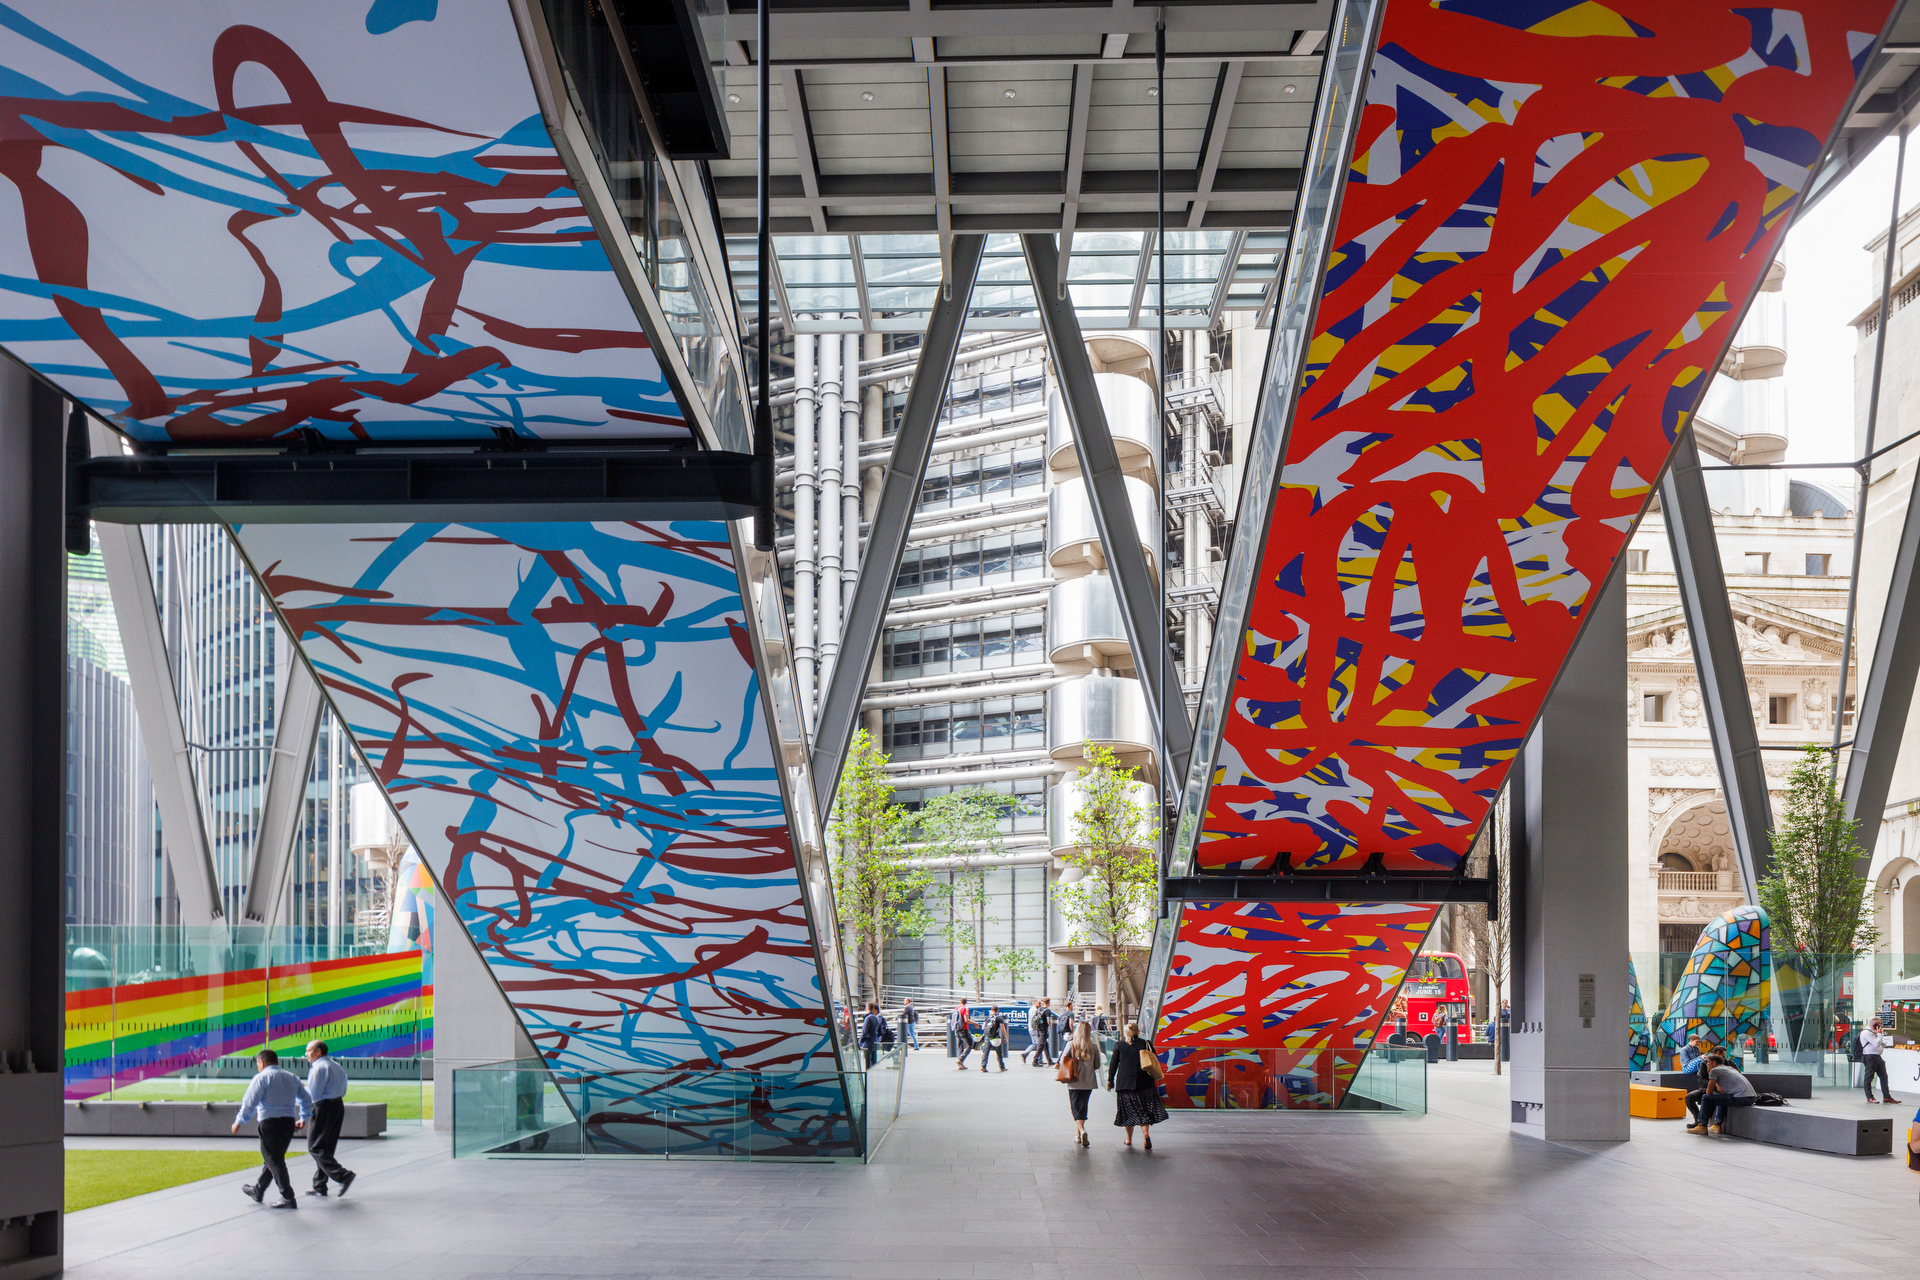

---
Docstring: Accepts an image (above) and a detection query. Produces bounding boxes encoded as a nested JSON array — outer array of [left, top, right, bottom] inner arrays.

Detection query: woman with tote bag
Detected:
[[1057, 1021, 1102, 1147], [1105, 1020, 1169, 1149]]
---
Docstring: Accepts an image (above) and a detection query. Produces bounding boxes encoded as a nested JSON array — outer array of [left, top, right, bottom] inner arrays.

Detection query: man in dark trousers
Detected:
[[232, 1049, 312, 1209], [304, 1040, 358, 1197], [858, 1002, 886, 1068]]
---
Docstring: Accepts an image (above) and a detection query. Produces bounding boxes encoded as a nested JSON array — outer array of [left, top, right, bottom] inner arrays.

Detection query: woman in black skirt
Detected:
[[1105, 1019, 1169, 1149]]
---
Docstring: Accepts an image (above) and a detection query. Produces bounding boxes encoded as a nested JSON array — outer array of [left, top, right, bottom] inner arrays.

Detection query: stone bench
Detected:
[[1630, 1071, 1812, 1099], [65, 1100, 387, 1138], [1718, 1103, 1892, 1155]]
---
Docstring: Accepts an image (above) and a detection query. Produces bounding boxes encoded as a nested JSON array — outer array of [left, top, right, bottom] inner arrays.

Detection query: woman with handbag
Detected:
[[1106, 1020, 1169, 1149], [1058, 1021, 1102, 1147]]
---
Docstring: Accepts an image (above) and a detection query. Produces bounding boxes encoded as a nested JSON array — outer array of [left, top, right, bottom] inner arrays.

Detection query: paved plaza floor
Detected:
[[61, 1053, 1920, 1279]]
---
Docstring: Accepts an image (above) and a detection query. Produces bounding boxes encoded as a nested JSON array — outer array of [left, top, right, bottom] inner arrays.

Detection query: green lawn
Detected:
[[102, 1077, 432, 1120], [66, 1150, 262, 1213]]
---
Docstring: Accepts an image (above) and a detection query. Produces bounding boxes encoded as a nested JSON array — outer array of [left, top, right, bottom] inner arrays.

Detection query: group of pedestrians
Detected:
[[1057, 1019, 1167, 1149], [231, 1040, 359, 1209]]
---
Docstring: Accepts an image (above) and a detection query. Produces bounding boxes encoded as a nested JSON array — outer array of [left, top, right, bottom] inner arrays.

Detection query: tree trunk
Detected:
[[1493, 978, 1503, 1075]]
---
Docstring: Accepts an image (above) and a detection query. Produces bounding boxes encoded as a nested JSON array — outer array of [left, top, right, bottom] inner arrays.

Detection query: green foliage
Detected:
[[915, 791, 1014, 993], [1757, 745, 1879, 961], [831, 729, 931, 999], [1054, 741, 1158, 1019]]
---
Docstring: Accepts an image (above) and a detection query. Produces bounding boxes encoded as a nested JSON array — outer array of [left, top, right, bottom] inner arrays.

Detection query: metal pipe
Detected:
[[844, 331, 863, 667], [818, 326, 844, 685], [794, 329, 819, 726], [1834, 125, 1908, 777], [861, 675, 1067, 711], [867, 662, 1056, 694], [886, 763, 1062, 790], [882, 587, 1053, 627], [752, 0, 773, 550]]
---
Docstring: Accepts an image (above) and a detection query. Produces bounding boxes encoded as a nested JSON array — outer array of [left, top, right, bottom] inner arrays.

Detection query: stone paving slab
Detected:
[[55, 1054, 1920, 1279]]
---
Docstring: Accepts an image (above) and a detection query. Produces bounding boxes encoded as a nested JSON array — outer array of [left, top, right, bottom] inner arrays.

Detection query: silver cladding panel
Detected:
[[1045, 374, 1160, 473], [1046, 671, 1153, 757], [1047, 571, 1129, 658]]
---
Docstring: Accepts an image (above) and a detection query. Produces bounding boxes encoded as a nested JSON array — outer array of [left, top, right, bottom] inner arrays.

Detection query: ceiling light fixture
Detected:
[[1147, 86, 1159, 96], [728, 93, 741, 103], [862, 90, 875, 101], [1003, 88, 1017, 99], [1283, 84, 1297, 94]]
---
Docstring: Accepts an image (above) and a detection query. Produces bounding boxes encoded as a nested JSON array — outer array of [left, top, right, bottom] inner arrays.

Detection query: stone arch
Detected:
[[1656, 798, 1734, 874]]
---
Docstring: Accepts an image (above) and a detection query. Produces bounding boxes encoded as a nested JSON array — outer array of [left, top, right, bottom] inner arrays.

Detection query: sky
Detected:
[[1779, 136, 1905, 466]]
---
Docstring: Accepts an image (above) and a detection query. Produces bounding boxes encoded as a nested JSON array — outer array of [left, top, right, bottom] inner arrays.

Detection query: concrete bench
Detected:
[[65, 1100, 386, 1138], [1722, 1104, 1892, 1156], [1630, 1071, 1813, 1099]]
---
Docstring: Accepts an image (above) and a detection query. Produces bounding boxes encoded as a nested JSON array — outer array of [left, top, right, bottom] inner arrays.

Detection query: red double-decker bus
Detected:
[[1400, 952, 1470, 1041]]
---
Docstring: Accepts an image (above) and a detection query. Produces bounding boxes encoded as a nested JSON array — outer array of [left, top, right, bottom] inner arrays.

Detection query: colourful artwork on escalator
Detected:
[[0, 2, 688, 445], [1156, 900, 1436, 1108], [1198, 1, 1893, 875]]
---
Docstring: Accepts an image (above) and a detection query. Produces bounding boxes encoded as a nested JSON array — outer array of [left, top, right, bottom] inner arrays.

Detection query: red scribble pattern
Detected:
[[0, 10, 686, 442], [1200, 3, 1890, 874], [1157, 901, 1436, 1108]]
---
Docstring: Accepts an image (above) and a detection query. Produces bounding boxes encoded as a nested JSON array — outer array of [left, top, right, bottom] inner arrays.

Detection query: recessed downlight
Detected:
[[862, 90, 875, 101], [1003, 88, 1017, 99], [728, 93, 741, 104]]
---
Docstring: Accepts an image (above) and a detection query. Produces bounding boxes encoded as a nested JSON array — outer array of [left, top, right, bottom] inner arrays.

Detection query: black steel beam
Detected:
[[1163, 877, 1492, 905], [75, 451, 757, 524]]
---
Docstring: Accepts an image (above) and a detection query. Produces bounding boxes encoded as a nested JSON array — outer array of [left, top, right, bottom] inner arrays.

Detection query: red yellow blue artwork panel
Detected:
[[1201, 1, 1893, 874], [1156, 901, 1436, 1108]]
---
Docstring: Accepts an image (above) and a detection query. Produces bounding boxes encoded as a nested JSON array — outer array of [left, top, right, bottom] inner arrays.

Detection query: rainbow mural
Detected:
[[65, 949, 431, 1101]]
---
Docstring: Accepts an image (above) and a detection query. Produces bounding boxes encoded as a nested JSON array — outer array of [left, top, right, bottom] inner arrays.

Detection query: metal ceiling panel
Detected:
[[0, 2, 697, 446]]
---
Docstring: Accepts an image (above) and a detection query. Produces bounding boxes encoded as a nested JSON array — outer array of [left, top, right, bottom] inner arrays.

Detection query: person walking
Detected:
[[1863, 1016, 1899, 1104], [980, 1006, 1009, 1073], [1060, 1020, 1102, 1147], [303, 1040, 357, 1199], [232, 1048, 312, 1209], [953, 1000, 975, 1070], [1031, 999, 1056, 1067], [1105, 1020, 1168, 1149], [901, 998, 920, 1050], [858, 1001, 886, 1068]]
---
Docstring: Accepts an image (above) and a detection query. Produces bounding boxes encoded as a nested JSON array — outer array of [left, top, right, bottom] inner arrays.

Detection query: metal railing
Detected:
[[1658, 870, 1735, 892]]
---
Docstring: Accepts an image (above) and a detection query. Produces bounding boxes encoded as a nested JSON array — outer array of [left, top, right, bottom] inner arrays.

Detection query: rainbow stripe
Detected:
[[65, 950, 430, 1100]]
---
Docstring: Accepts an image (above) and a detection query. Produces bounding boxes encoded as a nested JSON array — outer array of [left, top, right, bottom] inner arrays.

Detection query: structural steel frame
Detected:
[[1022, 231, 1194, 785], [1661, 427, 1774, 899], [241, 659, 324, 924], [810, 233, 987, 818]]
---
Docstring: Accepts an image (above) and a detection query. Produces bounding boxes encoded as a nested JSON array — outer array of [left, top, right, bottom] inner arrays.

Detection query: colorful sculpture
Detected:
[[1656, 905, 1772, 1063], [1628, 957, 1652, 1072]]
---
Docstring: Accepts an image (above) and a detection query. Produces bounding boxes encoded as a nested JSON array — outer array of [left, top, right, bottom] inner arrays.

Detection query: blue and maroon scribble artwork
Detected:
[[233, 520, 848, 1153], [0, 2, 686, 444]]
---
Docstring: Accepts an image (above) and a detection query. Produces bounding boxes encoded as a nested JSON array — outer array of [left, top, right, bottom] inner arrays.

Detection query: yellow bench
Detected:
[[1630, 1083, 1688, 1119]]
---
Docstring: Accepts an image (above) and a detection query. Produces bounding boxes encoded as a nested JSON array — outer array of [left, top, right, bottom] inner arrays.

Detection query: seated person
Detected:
[[1679, 1036, 1707, 1074], [1687, 1054, 1757, 1134]]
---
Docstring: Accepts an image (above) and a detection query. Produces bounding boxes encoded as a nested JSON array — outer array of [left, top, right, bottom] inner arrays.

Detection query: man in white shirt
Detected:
[[1862, 1017, 1898, 1105], [232, 1049, 312, 1207], [304, 1040, 358, 1197]]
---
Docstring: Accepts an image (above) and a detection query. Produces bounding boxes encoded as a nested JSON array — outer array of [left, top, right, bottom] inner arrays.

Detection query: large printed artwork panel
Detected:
[[231, 521, 835, 1108], [0, 2, 688, 444], [1156, 900, 1437, 1108], [1203, 2, 1891, 873]]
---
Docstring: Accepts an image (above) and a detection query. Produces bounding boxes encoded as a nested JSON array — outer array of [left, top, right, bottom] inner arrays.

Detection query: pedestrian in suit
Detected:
[[232, 1049, 312, 1208], [858, 1002, 886, 1068], [303, 1040, 357, 1198]]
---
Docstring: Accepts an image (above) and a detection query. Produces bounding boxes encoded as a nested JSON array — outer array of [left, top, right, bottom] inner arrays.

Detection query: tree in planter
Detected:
[[1757, 744, 1879, 1056], [830, 729, 932, 1002], [916, 791, 1014, 994], [1460, 787, 1512, 1073], [1054, 742, 1157, 1023]]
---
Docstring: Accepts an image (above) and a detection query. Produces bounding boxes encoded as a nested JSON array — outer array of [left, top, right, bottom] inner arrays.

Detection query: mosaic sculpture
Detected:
[[1628, 956, 1652, 1071], [232, 520, 850, 1154], [0, 2, 688, 444], [1197, 1, 1892, 874], [1157, 901, 1436, 1108], [1656, 904, 1771, 1062]]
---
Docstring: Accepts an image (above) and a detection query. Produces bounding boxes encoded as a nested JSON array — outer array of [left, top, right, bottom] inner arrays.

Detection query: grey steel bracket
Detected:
[[1661, 426, 1773, 898], [810, 233, 987, 820]]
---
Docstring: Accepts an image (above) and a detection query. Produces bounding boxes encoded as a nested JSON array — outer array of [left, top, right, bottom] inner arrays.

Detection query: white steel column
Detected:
[[818, 329, 844, 687], [327, 718, 343, 952], [241, 657, 323, 924], [842, 331, 862, 656], [794, 329, 820, 725]]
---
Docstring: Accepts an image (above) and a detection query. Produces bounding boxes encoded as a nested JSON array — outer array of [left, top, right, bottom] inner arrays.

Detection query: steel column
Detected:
[[1021, 232, 1193, 783], [1661, 427, 1773, 898], [240, 657, 324, 924], [1843, 451, 1920, 867], [89, 428, 223, 922], [810, 234, 986, 818]]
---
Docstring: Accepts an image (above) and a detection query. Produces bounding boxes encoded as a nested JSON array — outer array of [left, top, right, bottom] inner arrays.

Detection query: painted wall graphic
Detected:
[[1156, 900, 1436, 1108], [65, 949, 431, 1100], [1199, 2, 1891, 874], [1656, 904, 1770, 1062], [1628, 955, 1651, 1071], [0, 2, 688, 445], [232, 520, 843, 1151]]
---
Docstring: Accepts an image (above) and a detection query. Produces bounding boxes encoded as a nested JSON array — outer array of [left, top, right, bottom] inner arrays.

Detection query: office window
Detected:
[[1744, 552, 1769, 574], [881, 693, 1047, 760], [1768, 694, 1795, 726], [1805, 553, 1830, 576], [1641, 692, 1667, 723], [883, 611, 1045, 680], [1625, 549, 1648, 573]]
